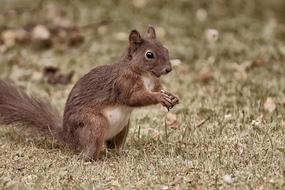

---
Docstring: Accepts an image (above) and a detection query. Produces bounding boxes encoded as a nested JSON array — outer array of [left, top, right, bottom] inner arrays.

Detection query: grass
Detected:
[[0, 0, 285, 189]]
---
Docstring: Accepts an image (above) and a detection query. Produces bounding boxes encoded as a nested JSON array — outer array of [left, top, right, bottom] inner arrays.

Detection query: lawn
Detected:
[[0, 0, 285, 189]]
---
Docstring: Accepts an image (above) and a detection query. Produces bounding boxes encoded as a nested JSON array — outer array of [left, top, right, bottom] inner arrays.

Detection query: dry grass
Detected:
[[0, 0, 285, 189]]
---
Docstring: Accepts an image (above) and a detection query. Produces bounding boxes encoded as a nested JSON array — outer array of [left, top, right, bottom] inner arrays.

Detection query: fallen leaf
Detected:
[[177, 64, 190, 74], [251, 59, 267, 68], [223, 174, 233, 184], [281, 120, 285, 128], [231, 62, 249, 81], [165, 112, 181, 129], [114, 32, 128, 41], [15, 29, 30, 44], [277, 147, 285, 156], [1, 29, 16, 47], [0, 20, 84, 51], [32, 25, 52, 48], [281, 98, 285, 106], [156, 27, 166, 38], [68, 26, 84, 46], [251, 114, 264, 127], [97, 25, 108, 35], [197, 67, 214, 83], [240, 60, 253, 71], [264, 97, 276, 113], [193, 185, 204, 190], [235, 143, 246, 155], [255, 185, 264, 190], [232, 59, 267, 73], [53, 17, 73, 28], [161, 186, 169, 190], [51, 26, 84, 49], [132, 0, 147, 8], [31, 71, 42, 81], [0, 45, 7, 53], [7, 56, 21, 65], [170, 59, 182, 66], [205, 29, 219, 43], [234, 70, 248, 81], [43, 66, 74, 85], [196, 8, 207, 22], [32, 25, 51, 40], [224, 114, 232, 120]]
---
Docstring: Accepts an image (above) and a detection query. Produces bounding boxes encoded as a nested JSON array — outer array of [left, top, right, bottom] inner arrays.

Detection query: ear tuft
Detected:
[[129, 30, 142, 45], [147, 25, 156, 39]]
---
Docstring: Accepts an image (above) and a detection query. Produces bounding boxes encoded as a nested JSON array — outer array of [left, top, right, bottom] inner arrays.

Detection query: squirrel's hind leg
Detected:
[[78, 114, 108, 161], [106, 120, 129, 153]]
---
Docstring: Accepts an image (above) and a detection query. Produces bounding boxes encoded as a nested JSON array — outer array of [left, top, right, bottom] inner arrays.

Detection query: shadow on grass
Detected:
[[0, 126, 77, 157]]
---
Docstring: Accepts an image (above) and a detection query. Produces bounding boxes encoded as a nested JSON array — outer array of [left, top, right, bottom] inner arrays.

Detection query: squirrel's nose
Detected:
[[165, 67, 172, 73]]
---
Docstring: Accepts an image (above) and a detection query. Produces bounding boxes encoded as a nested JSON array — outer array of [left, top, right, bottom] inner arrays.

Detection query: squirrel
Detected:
[[0, 26, 179, 161]]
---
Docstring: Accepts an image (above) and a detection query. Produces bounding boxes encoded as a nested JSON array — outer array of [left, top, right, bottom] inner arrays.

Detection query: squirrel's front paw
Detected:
[[160, 90, 179, 108], [158, 90, 179, 110], [161, 90, 179, 106]]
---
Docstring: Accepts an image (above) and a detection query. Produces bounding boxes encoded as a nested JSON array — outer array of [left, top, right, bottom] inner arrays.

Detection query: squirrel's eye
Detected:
[[145, 51, 155, 60]]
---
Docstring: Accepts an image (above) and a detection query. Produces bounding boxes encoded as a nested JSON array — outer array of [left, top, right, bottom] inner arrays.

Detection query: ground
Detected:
[[0, 0, 285, 189]]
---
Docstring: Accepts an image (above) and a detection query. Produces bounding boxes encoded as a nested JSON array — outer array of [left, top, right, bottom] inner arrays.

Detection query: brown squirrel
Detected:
[[0, 26, 179, 161]]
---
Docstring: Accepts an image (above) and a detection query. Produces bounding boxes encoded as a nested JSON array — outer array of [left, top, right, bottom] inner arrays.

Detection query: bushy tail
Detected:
[[0, 80, 63, 141]]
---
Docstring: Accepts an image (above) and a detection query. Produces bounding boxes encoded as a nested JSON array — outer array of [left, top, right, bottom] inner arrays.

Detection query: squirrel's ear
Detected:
[[129, 30, 142, 46], [147, 25, 156, 39]]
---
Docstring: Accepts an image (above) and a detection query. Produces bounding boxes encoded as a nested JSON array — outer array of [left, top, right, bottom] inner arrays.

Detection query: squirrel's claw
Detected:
[[160, 90, 179, 110]]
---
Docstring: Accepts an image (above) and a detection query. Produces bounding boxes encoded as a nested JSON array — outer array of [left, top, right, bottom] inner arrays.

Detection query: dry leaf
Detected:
[[233, 59, 267, 73], [165, 112, 181, 129], [32, 25, 52, 48], [264, 97, 276, 113], [1, 29, 16, 47], [205, 29, 219, 43], [223, 174, 233, 184], [196, 8, 207, 22], [197, 67, 214, 83], [161, 186, 169, 190], [53, 17, 73, 28], [193, 185, 204, 190], [251, 59, 267, 68], [15, 29, 30, 44], [32, 25, 50, 40], [0, 20, 84, 51], [68, 27, 84, 46], [235, 143, 246, 155], [281, 120, 285, 128], [234, 70, 248, 81], [281, 98, 285, 106], [241, 60, 253, 71], [256, 185, 265, 190], [51, 26, 84, 48], [251, 114, 264, 127], [132, 0, 147, 8], [114, 32, 128, 41], [231, 62, 248, 81], [176, 64, 190, 74], [7, 56, 20, 65], [156, 27, 166, 38], [97, 25, 108, 35], [170, 59, 182, 66], [0, 45, 7, 53], [31, 71, 42, 81], [43, 66, 74, 85]]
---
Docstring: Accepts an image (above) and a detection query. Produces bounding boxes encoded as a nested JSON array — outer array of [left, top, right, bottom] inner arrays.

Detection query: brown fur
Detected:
[[0, 26, 179, 161], [0, 81, 62, 141]]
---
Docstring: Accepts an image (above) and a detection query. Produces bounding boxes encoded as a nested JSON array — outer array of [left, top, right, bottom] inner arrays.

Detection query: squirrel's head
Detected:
[[127, 26, 172, 77]]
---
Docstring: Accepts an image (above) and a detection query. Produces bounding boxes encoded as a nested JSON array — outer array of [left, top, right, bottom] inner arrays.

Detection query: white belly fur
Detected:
[[103, 74, 154, 140], [142, 74, 156, 91], [103, 105, 133, 140]]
